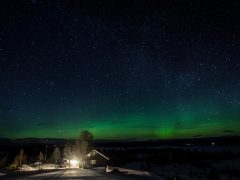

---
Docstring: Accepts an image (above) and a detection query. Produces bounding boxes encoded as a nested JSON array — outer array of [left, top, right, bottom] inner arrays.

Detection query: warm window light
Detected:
[[70, 159, 79, 168]]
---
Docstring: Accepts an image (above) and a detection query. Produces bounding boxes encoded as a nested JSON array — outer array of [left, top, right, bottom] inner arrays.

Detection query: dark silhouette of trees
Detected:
[[0, 155, 7, 167], [208, 169, 220, 180], [79, 130, 93, 142]]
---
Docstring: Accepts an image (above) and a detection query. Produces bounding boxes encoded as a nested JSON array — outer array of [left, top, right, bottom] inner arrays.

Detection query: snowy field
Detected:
[[123, 159, 240, 180], [0, 168, 162, 180]]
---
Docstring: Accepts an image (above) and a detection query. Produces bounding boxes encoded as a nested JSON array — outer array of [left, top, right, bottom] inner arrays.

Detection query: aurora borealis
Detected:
[[0, 1, 240, 140]]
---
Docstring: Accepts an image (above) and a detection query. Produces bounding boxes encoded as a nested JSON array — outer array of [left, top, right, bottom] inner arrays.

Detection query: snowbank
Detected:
[[41, 164, 57, 170], [107, 165, 150, 176], [19, 164, 37, 171]]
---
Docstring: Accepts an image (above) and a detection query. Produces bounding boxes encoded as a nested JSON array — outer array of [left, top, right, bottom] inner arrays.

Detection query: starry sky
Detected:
[[0, 0, 240, 140]]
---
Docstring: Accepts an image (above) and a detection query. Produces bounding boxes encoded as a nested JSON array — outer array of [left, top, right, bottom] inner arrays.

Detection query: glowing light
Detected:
[[70, 159, 79, 168]]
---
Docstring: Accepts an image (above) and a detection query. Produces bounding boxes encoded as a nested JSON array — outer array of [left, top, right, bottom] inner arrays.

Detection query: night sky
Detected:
[[0, 0, 240, 140]]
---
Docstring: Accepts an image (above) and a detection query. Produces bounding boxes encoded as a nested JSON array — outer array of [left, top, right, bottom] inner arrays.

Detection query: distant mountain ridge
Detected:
[[0, 135, 240, 147]]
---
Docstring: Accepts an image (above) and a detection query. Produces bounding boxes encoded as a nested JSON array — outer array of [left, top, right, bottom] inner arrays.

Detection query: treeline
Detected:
[[0, 130, 93, 169]]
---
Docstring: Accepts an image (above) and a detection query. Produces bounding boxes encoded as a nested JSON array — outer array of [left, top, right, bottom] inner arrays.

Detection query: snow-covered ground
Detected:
[[1, 159, 240, 179], [19, 164, 37, 171], [0, 172, 6, 176], [151, 163, 208, 180], [19, 163, 58, 171], [123, 159, 240, 180], [40, 163, 58, 170], [0, 168, 162, 179], [105, 165, 156, 177]]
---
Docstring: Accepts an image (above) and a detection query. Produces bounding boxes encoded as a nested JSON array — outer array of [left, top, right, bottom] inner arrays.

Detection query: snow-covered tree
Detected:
[[19, 149, 24, 167], [51, 146, 61, 165], [63, 130, 94, 168], [38, 151, 45, 162], [64, 143, 72, 168]]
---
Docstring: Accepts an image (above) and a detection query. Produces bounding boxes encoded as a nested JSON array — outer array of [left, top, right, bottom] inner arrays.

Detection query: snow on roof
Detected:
[[86, 149, 110, 160]]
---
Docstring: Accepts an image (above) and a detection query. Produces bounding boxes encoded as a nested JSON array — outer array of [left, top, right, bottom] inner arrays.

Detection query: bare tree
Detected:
[[63, 130, 93, 169], [12, 149, 27, 170], [73, 140, 88, 168], [13, 155, 20, 167], [38, 151, 44, 170], [19, 149, 24, 167], [0, 155, 7, 167], [63, 143, 72, 168], [38, 151, 45, 162], [76, 130, 94, 168], [51, 146, 61, 165]]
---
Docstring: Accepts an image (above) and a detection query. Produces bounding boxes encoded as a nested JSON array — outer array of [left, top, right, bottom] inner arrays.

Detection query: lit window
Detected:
[[90, 160, 96, 164]]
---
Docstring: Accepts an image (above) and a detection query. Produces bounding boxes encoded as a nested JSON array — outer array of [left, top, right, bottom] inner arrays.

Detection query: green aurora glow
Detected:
[[2, 100, 240, 139]]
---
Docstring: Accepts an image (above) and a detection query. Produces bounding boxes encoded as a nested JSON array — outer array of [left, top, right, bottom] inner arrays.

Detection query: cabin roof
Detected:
[[86, 149, 110, 160]]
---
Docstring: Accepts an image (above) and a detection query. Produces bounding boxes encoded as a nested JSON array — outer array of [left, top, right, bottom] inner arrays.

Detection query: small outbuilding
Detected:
[[84, 149, 109, 168]]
